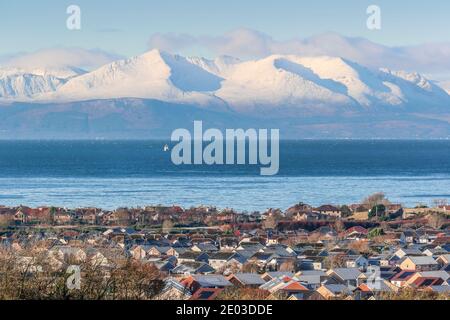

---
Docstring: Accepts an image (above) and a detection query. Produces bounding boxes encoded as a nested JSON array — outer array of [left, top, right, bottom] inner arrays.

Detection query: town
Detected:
[[0, 192, 449, 300]]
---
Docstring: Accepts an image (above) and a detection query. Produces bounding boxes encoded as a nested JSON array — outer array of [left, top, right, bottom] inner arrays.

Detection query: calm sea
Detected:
[[1, 140, 450, 211]]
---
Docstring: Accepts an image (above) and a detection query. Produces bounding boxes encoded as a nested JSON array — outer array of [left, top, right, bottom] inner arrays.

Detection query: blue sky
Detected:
[[1, 0, 449, 57], [1, 0, 450, 85]]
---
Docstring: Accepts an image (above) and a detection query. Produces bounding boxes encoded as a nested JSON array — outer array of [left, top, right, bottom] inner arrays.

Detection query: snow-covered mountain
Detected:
[[0, 66, 85, 99], [2, 49, 448, 116]]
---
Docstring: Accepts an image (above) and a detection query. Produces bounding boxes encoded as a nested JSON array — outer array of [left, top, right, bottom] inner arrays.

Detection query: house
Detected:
[[344, 226, 368, 240], [394, 248, 423, 259], [345, 255, 369, 271], [226, 253, 247, 269], [405, 271, 450, 286], [354, 280, 397, 299], [248, 252, 276, 269], [14, 209, 27, 224], [152, 259, 176, 272], [219, 237, 239, 251], [293, 212, 316, 222], [285, 203, 312, 218], [191, 243, 218, 253], [390, 270, 416, 287], [400, 230, 417, 244], [313, 284, 351, 300], [399, 256, 439, 271], [53, 210, 72, 225], [130, 245, 152, 260], [177, 251, 209, 264], [259, 275, 309, 297], [235, 242, 265, 252], [273, 280, 309, 298], [155, 278, 192, 300], [208, 252, 236, 271], [261, 271, 295, 282], [168, 247, 188, 258], [408, 277, 444, 289], [314, 205, 342, 218], [99, 211, 119, 225], [85, 248, 109, 267], [14, 207, 49, 225], [50, 246, 86, 263], [227, 273, 266, 287], [295, 270, 327, 289], [436, 254, 450, 266], [79, 209, 97, 225], [423, 248, 448, 257], [298, 257, 324, 271], [171, 262, 215, 275], [181, 275, 233, 293], [326, 268, 365, 287], [147, 246, 172, 257]]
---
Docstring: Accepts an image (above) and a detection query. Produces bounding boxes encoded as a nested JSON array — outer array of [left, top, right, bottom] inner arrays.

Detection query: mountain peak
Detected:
[[1, 51, 448, 113]]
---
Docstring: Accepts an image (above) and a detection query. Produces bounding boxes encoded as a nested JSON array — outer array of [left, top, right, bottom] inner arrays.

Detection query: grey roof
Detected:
[[264, 271, 295, 279], [297, 270, 327, 285], [263, 246, 296, 257], [231, 273, 266, 285], [194, 243, 218, 251], [161, 278, 191, 296], [228, 253, 248, 264], [322, 284, 350, 294], [407, 256, 438, 265], [149, 246, 172, 253], [416, 271, 449, 281], [209, 252, 235, 261], [330, 268, 362, 280], [192, 275, 233, 287], [178, 251, 208, 260], [171, 262, 214, 274], [235, 248, 261, 259], [396, 248, 423, 256]]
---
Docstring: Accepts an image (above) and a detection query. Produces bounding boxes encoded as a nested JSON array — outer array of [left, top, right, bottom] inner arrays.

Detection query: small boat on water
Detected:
[[163, 144, 170, 152]]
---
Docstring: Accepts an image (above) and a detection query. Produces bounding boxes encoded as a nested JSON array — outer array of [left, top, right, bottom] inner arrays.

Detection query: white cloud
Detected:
[[0, 48, 123, 70], [148, 33, 197, 53], [147, 28, 450, 77]]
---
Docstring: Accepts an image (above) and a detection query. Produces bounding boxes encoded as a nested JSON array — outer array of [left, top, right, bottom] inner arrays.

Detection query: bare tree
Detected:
[[363, 192, 390, 208]]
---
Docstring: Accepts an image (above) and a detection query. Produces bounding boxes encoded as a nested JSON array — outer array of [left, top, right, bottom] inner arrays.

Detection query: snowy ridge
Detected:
[[1, 49, 449, 115]]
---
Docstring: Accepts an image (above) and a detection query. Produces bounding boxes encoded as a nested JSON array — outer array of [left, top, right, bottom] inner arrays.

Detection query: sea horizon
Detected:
[[1, 139, 450, 211]]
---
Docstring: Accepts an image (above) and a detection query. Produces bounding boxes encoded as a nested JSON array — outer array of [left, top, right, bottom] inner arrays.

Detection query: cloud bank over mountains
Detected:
[[148, 28, 450, 79], [2, 29, 449, 82], [0, 48, 123, 71]]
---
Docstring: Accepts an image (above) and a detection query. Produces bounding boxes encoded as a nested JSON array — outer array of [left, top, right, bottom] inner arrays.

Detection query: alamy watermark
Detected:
[[367, 265, 382, 290], [66, 5, 81, 30], [171, 121, 280, 176], [66, 265, 81, 290], [367, 5, 381, 30]]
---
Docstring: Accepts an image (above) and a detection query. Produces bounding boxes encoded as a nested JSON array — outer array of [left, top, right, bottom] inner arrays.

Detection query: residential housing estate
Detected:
[[0, 201, 449, 300]]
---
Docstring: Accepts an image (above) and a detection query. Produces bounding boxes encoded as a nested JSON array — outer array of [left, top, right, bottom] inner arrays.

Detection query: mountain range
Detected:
[[1, 49, 450, 139]]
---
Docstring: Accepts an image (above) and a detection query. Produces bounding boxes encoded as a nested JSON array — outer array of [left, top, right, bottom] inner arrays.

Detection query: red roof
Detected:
[[390, 270, 416, 282], [411, 277, 444, 288], [282, 282, 309, 292], [190, 288, 223, 300], [357, 283, 372, 292], [345, 226, 369, 235]]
